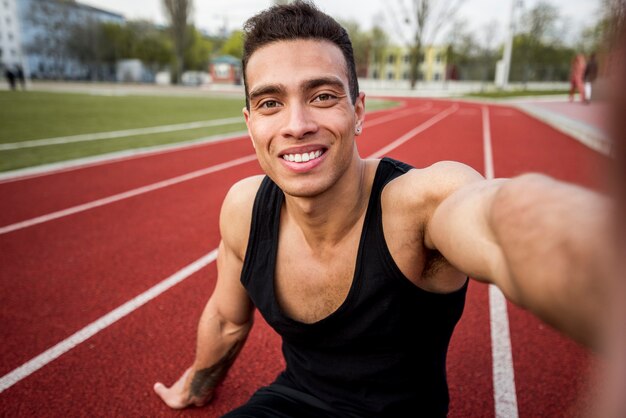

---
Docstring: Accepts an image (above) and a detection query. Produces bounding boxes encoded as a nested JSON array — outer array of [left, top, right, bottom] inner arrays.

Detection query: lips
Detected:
[[282, 149, 324, 163], [279, 146, 327, 172]]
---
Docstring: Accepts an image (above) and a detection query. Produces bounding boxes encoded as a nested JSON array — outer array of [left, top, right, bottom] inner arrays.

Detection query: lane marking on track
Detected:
[[0, 103, 418, 184], [367, 104, 459, 158], [0, 117, 245, 150], [483, 105, 519, 418], [363, 103, 432, 128], [0, 131, 251, 184], [0, 249, 219, 394], [0, 154, 257, 235]]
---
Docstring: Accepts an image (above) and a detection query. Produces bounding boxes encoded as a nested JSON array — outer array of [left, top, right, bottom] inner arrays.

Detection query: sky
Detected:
[[81, 0, 604, 46]]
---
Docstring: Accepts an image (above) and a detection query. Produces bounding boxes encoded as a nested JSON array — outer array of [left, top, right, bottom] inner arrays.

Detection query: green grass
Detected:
[[366, 98, 400, 111], [465, 89, 569, 99], [0, 91, 246, 143], [0, 91, 400, 172]]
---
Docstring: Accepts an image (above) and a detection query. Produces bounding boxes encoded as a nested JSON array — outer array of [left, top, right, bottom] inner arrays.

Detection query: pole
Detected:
[[501, 0, 517, 89]]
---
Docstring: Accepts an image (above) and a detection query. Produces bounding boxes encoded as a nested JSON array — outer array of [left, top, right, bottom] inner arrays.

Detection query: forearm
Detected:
[[186, 302, 253, 405], [490, 174, 612, 347]]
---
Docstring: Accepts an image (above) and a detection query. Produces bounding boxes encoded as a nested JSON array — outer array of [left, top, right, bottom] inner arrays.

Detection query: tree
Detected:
[[220, 30, 244, 58], [509, 1, 574, 83], [98, 20, 172, 76], [185, 27, 214, 71], [65, 17, 110, 80], [444, 19, 500, 82], [25, 0, 75, 78], [369, 24, 389, 73], [385, 0, 466, 88], [162, 0, 193, 84], [339, 20, 371, 77]]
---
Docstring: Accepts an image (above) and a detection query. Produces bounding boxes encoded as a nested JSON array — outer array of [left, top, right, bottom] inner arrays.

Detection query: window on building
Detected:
[[436, 53, 442, 63], [8, 32, 13, 41], [387, 55, 395, 64], [372, 70, 379, 79], [404, 55, 410, 63], [402, 71, 409, 80], [387, 71, 394, 80], [434, 73, 441, 81]]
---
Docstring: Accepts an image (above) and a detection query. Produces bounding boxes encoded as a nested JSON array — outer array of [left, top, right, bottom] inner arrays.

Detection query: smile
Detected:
[[282, 149, 325, 163]]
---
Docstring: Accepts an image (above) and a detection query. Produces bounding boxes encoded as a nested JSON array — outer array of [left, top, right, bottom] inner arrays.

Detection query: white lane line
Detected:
[[367, 104, 459, 158], [0, 131, 250, 184], [0, 117, 244, 150], [0, 249, 219, 394], [364, 103, 432, 128], [483, 105, 519, 418], [482, 106, 495, 181], [0, 154, 257, 235]]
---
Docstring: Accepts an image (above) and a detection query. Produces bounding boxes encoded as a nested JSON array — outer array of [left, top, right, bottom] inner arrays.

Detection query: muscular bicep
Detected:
[[426, 178, 515, 295], [205, 239, 253, 326], [204, 176, 263, 327]]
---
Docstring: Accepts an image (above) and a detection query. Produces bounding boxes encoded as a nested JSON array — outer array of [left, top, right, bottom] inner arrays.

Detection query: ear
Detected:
[[354, 92, 366, 135], [242, 107, 256, 149]]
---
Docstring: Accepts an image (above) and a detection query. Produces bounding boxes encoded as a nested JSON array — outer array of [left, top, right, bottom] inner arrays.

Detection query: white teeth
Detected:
[[283, 150, 323, 163]]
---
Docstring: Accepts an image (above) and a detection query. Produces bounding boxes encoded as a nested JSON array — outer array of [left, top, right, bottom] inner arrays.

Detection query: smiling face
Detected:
[[243, 39, 365, 198]]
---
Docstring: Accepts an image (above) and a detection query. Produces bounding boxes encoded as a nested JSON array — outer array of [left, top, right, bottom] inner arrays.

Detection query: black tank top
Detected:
[[241, 157, 467, 417]]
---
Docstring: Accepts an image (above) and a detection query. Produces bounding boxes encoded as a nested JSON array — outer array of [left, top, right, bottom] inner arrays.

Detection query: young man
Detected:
[[154, 2, 611, 416]]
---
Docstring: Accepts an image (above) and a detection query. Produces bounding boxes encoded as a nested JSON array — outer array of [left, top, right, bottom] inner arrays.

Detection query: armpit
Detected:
[[422, 249, 448, 280]]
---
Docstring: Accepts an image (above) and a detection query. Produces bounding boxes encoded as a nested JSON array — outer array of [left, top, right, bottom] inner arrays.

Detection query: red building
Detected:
[[209, 55, 242, 84]]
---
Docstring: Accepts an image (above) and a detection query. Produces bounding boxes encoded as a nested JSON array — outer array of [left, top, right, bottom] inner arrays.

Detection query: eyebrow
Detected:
[[301, 77, 347, 94], [248, 77, 347, 104], [249, 84, 286, 104]]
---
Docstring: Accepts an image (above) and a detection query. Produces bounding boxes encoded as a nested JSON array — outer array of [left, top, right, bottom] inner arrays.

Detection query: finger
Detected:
[[153, 382, 184, 409]]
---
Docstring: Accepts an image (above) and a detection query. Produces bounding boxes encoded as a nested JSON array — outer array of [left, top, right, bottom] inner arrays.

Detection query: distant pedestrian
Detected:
[[14, 65, 26, 90], [584, 53, 599, 104], [4, 67, 16, 90], [569, 53, 587, 103]]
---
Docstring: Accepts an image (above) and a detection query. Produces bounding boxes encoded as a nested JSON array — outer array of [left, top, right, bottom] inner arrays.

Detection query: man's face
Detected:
[[243, 39, 365, 198]]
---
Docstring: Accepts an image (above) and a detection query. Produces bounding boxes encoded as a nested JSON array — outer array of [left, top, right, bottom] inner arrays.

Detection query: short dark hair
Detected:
[[242, 0, 359, 110]]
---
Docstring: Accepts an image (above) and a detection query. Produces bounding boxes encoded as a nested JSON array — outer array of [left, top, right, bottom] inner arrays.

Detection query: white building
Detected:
[[0, 0, 26, 73], [3, 0, 124, 80]]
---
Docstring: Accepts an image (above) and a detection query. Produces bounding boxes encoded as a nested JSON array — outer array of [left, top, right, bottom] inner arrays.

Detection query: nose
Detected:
[[280, 102, 318, 140]]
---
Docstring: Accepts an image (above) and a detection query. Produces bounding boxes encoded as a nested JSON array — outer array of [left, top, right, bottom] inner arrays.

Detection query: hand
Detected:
[[154, 367, 211, 409]]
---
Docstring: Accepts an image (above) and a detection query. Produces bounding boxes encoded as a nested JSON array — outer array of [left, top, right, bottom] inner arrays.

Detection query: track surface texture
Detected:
[[0, 98, 609, 417]]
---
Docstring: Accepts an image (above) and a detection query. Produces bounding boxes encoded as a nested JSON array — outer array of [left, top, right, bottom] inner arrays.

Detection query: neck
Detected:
[[283, 157, 372, 249]]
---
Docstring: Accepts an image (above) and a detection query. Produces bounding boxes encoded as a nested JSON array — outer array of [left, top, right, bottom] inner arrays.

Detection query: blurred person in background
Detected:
[[570, 53, 587, 103]]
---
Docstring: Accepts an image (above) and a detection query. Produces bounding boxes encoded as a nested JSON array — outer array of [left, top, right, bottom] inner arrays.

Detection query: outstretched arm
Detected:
[[154, 177, 261, 408], [427, 172, 612, 348]]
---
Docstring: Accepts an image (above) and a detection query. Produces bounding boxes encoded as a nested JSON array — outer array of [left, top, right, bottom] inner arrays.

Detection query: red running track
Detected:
[[0, 98, 609, 417]]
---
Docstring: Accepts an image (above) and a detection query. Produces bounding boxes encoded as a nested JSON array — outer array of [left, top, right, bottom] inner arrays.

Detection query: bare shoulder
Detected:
[[386, 160, 484, 208], [220, 175, 265, 260]]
